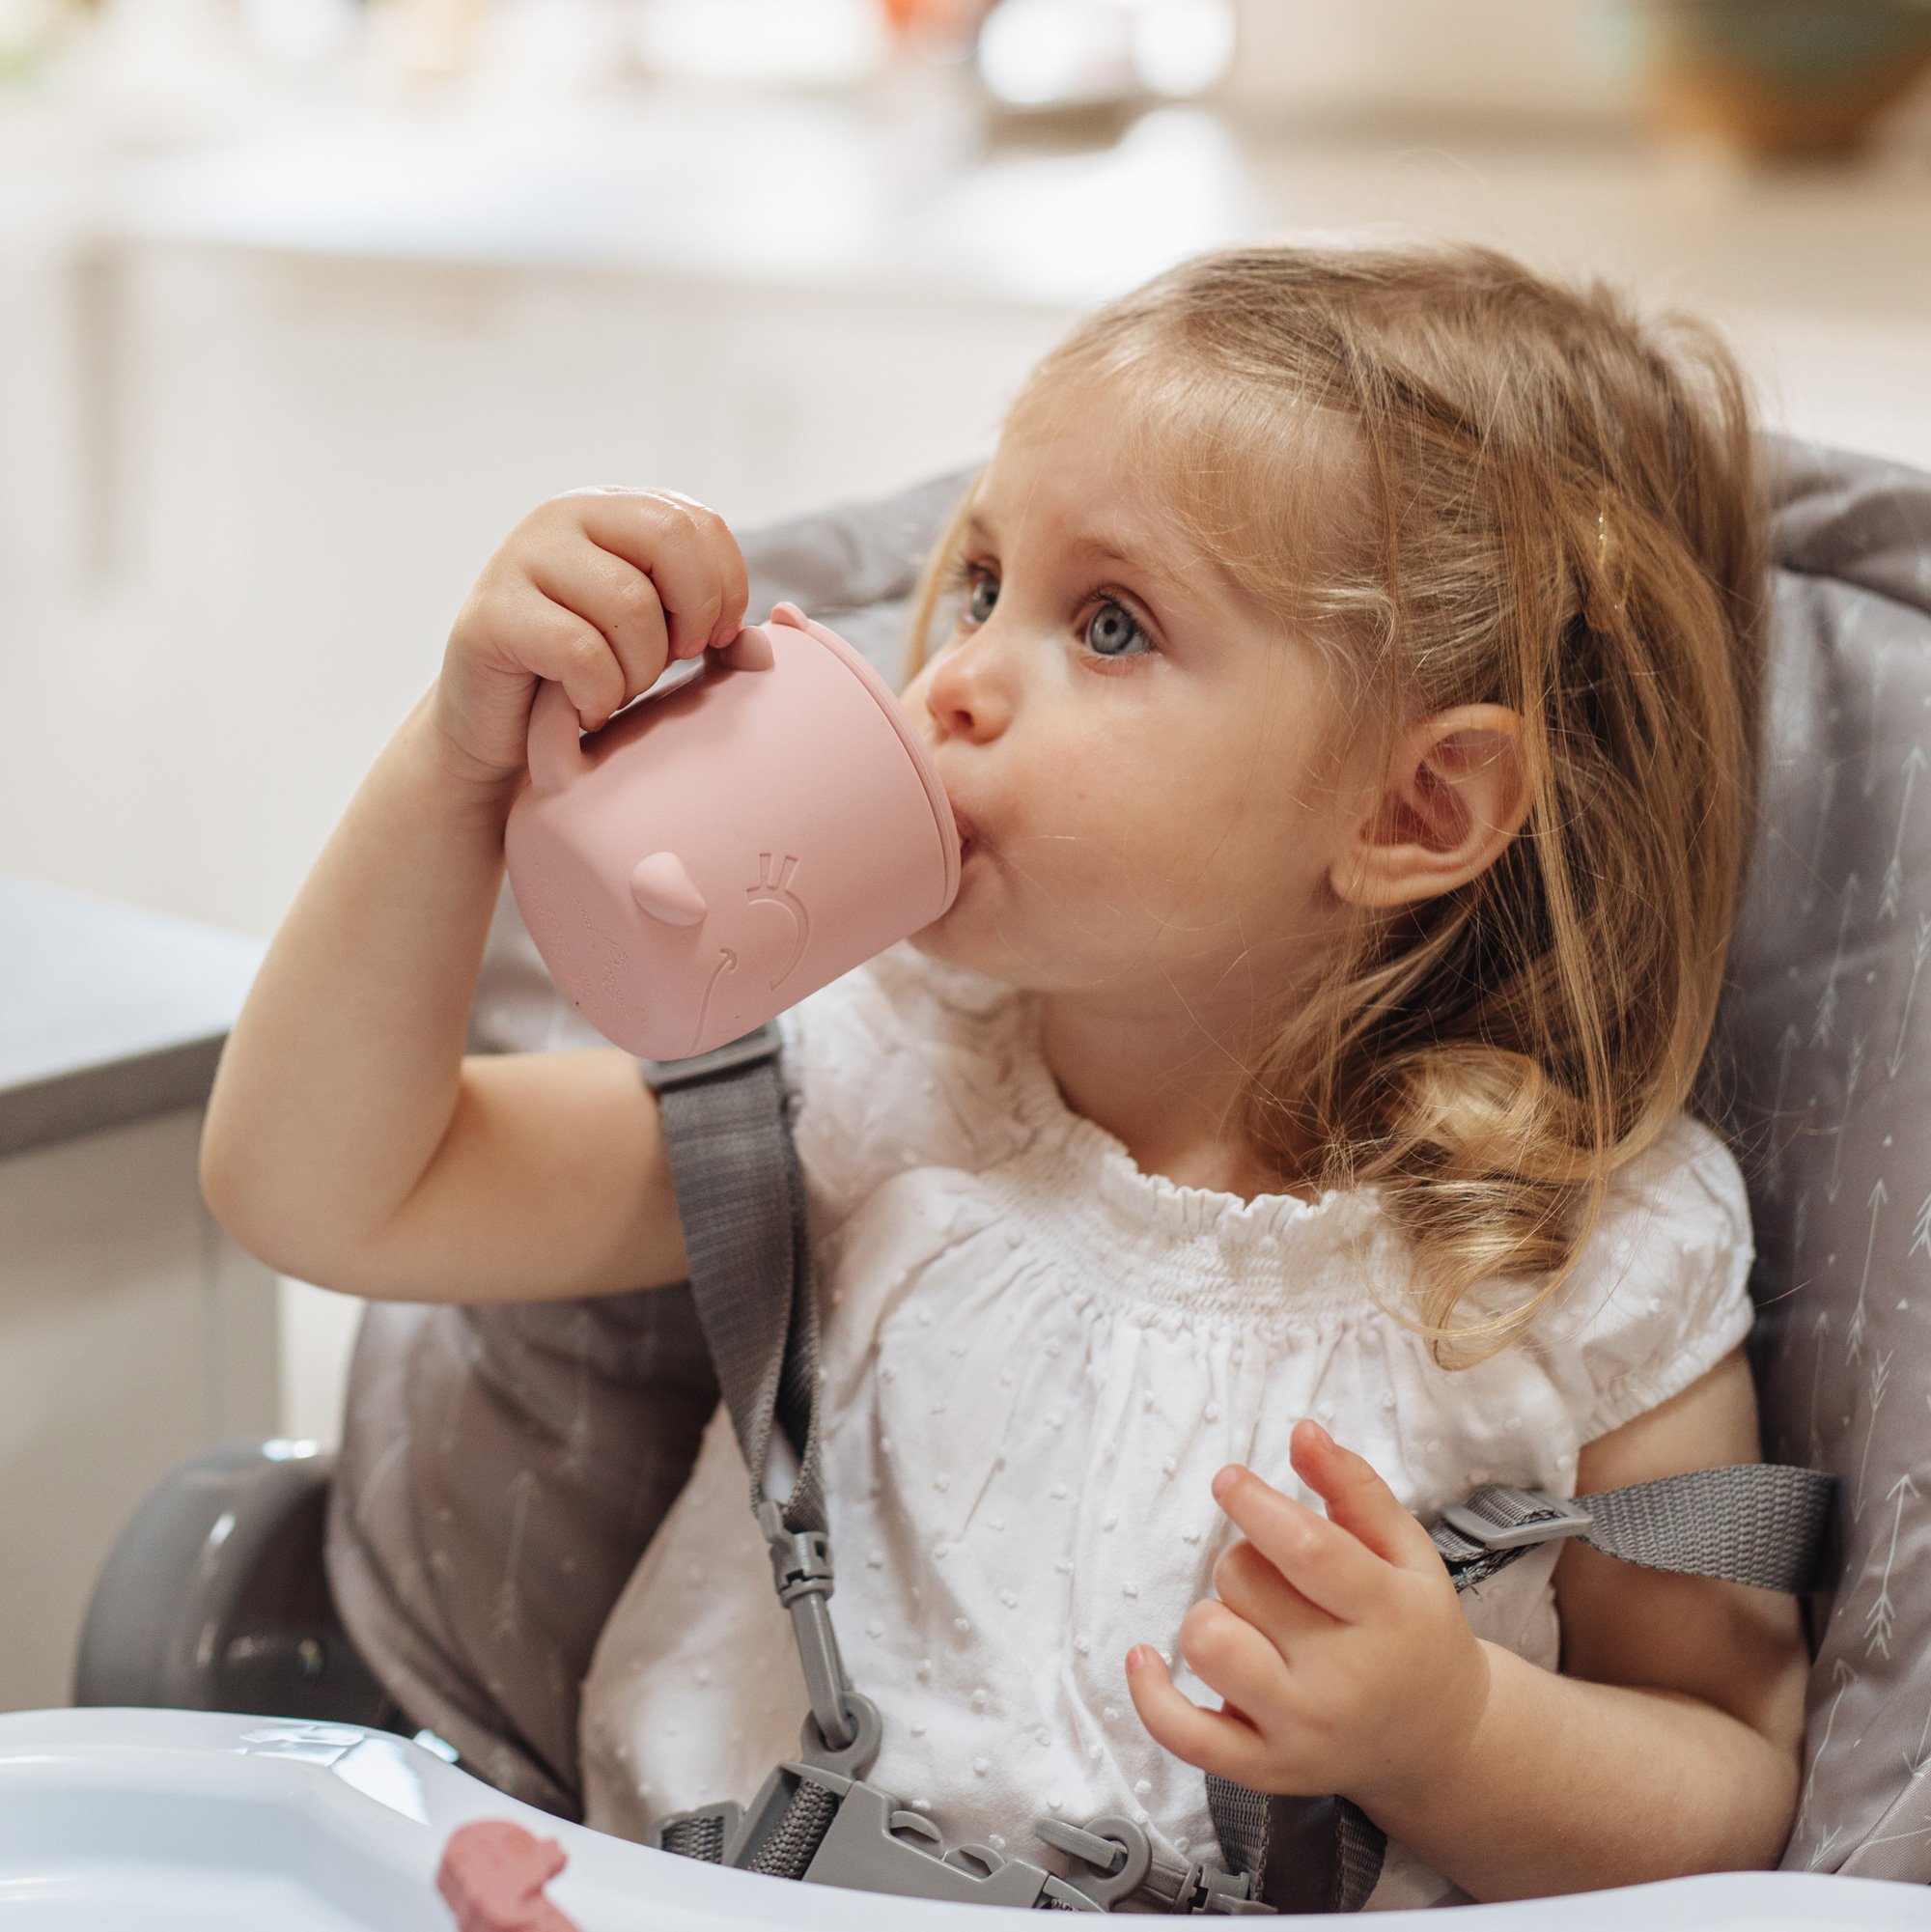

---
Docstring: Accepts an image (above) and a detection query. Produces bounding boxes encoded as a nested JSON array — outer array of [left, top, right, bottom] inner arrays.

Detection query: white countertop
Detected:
[[0, 875, 264, 1158], [78, 84, 1925, 316]]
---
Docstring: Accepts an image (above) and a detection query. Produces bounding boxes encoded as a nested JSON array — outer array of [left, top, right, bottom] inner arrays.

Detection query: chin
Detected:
[[905, 904, 1008, 980], [904, 918, 972, 967], [906, 905, 1065, 998]]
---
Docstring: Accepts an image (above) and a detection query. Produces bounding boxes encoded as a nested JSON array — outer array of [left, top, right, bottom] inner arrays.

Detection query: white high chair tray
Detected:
[[0, 1710, 1922, 1929]]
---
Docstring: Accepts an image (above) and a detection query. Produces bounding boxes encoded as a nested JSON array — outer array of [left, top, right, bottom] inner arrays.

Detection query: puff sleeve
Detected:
[[1523, 1112, 1759, 1446]]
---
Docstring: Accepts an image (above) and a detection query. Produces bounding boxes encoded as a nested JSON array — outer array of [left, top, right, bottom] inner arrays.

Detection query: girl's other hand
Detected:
[[433, 488, 751, 788], [1125, 1420, 1491, 1815]]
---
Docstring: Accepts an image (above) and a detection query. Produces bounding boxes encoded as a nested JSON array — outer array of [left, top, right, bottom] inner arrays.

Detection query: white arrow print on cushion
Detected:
[[1867, 1470, 1918, 1660], [1889, 915, 1931, 1078], [1881, 744, 1925, 919]]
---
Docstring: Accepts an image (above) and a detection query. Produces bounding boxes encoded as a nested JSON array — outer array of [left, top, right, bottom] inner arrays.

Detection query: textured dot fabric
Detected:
[[578, 941, 1756, 1908]]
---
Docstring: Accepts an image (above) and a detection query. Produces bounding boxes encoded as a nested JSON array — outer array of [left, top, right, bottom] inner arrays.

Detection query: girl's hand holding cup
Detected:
[[432, 488, 751, 790]]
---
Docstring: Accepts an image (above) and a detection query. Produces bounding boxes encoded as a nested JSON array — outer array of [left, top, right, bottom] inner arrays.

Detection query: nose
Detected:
[[921, 625, 1011, 745]]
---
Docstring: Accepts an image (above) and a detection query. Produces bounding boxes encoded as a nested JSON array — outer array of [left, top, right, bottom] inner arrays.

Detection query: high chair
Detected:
[[43, 441, 1931, 1927]]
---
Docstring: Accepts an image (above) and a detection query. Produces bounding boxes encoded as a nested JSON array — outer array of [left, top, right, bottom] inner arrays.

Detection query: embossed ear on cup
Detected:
[[718, 624, 775, 672], [629, 853, 708, 927]]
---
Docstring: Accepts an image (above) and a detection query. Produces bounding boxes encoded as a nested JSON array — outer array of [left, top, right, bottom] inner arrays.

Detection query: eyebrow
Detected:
[[963, 514, 1198, 600]]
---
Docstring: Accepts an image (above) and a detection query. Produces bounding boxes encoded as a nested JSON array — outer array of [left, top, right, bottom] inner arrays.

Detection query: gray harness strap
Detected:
[[1432, 1465, 1834, 1594], [645, 1022, 860, 1756], [641, 1024, 1835, 1916], [645, 1022, 874, 1883]]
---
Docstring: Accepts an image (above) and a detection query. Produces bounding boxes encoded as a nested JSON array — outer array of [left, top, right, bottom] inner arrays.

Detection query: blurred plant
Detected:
[[1633, 0, 1931, 157]]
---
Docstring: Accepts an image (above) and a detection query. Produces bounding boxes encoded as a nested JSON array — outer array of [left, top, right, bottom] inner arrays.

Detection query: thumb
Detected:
[[1289, 1419, 1439, 1573]]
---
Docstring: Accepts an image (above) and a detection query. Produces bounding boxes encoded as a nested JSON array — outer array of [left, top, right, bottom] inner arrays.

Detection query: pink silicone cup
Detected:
[[504, 604, 961, 1061]]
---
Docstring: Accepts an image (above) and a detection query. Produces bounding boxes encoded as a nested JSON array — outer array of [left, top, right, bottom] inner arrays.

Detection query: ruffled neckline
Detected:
[[998, 983, 1379, 1254]]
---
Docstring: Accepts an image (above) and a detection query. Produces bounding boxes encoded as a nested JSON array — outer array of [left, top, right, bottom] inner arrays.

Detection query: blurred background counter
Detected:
[[0, 876, 274, 1711]]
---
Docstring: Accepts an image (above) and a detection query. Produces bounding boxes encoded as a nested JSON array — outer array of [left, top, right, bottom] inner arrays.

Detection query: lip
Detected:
[[949, 799, 978, 854]]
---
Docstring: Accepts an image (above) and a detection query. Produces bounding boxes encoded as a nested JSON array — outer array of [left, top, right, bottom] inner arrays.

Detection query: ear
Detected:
[[1331, 704, 1530, 909]]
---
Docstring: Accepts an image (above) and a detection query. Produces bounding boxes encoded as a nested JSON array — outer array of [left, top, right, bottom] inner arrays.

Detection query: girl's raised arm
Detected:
[[199, 490, 748, 1302]]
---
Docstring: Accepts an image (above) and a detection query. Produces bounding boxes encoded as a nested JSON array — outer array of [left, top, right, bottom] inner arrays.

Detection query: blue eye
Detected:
[[965, 569, 999, 625], [1085, 599, 1150, 659]]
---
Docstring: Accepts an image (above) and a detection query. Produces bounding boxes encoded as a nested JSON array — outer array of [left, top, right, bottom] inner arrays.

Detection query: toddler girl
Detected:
[[202, 242, 1808, 1910]]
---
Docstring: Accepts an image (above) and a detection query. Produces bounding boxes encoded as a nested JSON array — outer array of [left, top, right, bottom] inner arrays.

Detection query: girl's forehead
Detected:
[[973, 399, 1218, 579], [985, 362, 1364, 604]]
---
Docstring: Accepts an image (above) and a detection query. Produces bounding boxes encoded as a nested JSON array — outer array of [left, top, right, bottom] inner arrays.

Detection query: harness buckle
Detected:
[[1038, 1812, 1271, 1915], [1440, 1484, 1595, 1553]]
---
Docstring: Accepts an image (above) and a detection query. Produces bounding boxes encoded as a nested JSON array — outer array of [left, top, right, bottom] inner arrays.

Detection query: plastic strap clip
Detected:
[[1439, 1485, 1594, 1553], [641, 1020, 783, 1093]]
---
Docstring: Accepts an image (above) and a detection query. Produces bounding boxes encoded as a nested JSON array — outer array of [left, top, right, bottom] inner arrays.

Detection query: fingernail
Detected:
[[1126, 1645, 1152, 1674], [1211, 1466, 1241, 1501]]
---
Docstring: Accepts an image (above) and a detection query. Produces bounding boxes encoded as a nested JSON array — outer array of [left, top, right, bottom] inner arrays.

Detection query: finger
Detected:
[[1124, 1643, 1274, 1787], [1211, 1463, 1387, 1624], [1289, 1419, 1441, 1574], [568, 490, 746, 661], [1175, 1598, 1296, 1730], [526, 545, 670, 709], [481, 585, 625, 728], [1214, 1537, 1331, 1649], [646, 488, 748, 650], [696, 493, 751, 648]]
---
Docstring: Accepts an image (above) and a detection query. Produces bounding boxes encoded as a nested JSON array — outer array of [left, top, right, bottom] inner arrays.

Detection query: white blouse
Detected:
[[579, 941, 1756, 1910]]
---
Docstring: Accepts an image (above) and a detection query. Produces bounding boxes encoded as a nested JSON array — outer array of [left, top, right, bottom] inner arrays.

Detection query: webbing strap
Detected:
[[643, 1024, 864, 1761], [747, 1781, 840, 1878], [643, 1022, 825, 1541], [657, 1812, 725, 1863], [1202, 1783, 1385, 1914], [1430, 1465, 1835, 1593]]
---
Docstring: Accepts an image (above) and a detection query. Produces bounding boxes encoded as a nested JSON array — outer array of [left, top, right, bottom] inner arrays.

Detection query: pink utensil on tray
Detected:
[[503, 602, 962, 1062]]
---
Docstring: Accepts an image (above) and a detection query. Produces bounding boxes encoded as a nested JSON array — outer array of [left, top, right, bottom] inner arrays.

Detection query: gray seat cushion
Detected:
[[1717, 441, 1931, 1881], [330, 441, 1931, 1885]]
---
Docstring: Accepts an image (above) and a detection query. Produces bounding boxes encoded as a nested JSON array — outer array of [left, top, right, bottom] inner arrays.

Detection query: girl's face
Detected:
[[904, 372, 1375, 1029]]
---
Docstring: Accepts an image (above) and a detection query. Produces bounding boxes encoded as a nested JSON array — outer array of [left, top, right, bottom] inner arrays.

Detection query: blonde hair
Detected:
[[903, 244, 1770, 1366]]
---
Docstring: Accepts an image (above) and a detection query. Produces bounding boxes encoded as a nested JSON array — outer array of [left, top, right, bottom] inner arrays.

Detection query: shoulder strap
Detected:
[[641, 1022, 821, 1534], [641, 1022, 866, 1761], [1207, 1460, 1836, 1912]]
